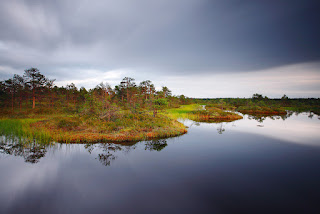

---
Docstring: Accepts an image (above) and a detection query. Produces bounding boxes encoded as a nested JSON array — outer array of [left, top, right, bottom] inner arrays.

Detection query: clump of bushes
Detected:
[[56, 117, 80, 130]]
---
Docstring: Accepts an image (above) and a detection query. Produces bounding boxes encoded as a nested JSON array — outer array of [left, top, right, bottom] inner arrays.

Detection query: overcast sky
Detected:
[[0, 0, 319, 98]]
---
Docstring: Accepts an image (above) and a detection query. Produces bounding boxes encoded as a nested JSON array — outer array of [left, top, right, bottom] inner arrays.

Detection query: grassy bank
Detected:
[[190, 107, 243, 122], [34, 112, 187, 143], [166, 104, 243, 122], [284, 106, 320, 115], [0, 110, 187, 143], [166, 104, 201, 119], [236, 105, 286, 115], [1, 103, 292, 143], [0, 104, 242, 143], [0, 119, 53, 144], [195, 97, 320, 116]]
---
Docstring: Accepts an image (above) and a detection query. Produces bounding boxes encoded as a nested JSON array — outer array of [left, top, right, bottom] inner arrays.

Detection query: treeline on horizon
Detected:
[[194, 93, 320, 115], [0, 67, 192, 114], [1, 67, 320, 116], [195, 93, 320, 108]]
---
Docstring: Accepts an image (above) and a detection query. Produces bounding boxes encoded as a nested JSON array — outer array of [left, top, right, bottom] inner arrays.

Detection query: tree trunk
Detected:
[[32, 82, 36, 109], [51, 95, 53, 108], [11, 93, 14, 112], [127, 90, 129, 103], [19, 94, 22, 110], [32, 88, 35, 109], [33, 96, 35, 109]]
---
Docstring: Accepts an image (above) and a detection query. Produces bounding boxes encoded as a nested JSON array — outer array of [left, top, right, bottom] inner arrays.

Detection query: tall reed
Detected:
[[0, 119, 53, 144]]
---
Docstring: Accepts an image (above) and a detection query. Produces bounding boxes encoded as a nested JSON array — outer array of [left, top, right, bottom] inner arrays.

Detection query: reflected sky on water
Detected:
[[1, 112, 320, 214], [181, 112, 320, 146]]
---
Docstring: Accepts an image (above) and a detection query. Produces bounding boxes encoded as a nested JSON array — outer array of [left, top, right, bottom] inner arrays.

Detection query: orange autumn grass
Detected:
[[190, 113, 243, 122], [29, 115, 187, 143], [167, 105, 243, 123]]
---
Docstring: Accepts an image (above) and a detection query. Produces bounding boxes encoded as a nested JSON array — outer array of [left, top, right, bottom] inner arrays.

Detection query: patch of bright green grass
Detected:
[[165, 104, 243, 122], [0, 119, 53, 144], [165, 104, 201, 119]]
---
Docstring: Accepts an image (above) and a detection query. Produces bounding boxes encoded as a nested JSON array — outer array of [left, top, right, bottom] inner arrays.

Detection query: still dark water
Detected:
[[1, 112, 320, 214]]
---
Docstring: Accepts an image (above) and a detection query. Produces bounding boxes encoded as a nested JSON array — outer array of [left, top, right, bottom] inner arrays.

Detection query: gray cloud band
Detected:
[[0, 0, 319, 97]]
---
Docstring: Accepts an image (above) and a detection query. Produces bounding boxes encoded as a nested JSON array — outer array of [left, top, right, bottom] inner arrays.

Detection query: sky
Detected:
[[0, 0, 319, 98]]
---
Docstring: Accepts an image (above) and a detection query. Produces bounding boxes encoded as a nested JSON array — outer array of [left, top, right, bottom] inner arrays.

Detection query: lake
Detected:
[[1, 112, 320, 214]]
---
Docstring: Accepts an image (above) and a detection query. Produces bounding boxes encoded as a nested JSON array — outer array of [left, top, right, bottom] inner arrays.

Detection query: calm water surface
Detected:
[[1, 112, 320, 214]]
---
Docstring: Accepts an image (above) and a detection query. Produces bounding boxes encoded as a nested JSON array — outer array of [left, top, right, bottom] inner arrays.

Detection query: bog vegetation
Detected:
[[0, 68, 192, 142], [1, 68, 319, 143]]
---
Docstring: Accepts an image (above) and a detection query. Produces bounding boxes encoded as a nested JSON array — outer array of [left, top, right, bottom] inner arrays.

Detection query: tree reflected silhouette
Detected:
[[98, 152, 116, 166], [83, 140, 169, 166], [308, 112, 314, 119], [97, 144, 122, 166], [247, 112, 291, 123], [217, 123, 226, 134], [0, 137, 47, 164], [84, 142, 137, 166], [145, 139, 168, 151]]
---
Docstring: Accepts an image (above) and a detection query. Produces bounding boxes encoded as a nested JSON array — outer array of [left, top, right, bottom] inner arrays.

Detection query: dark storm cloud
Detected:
[[0, 0, 319, 79]]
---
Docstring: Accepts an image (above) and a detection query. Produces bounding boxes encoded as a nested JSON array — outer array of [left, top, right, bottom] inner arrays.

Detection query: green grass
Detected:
[[284, 106, 320, 115], [165, 104, 201, 119], [0, 109, 188, 143], [165, 104, 243, 122], [0, 119, 53, 144], [237, 105, 286, 114], [1, 104, 242, 143]]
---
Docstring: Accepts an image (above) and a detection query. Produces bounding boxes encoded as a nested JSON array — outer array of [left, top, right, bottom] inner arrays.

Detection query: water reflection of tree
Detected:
[[98, 152, 116, 166], [145, 139, 168, 151], [84, 142, 137, 166], [84, 143, 95, 154], [97, 144, 122, 166], [247, 113, 291, 123], [0, 137, 47, 164], [289, 111, 318, 120], [217, 123, 225, 134], [83, 139, 170, 166], [308, 112, 314, 119]]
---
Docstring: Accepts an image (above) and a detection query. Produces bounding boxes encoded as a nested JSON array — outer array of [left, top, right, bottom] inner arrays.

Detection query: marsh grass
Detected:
[[0, 104, 243, 143], [165, 104, 201, 119], [16, 110, 188, 143], [165, 104, 243, 122], [237, 105, 286, 115], [284, 106, 320, 115], [0, 119, 53, 144]]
